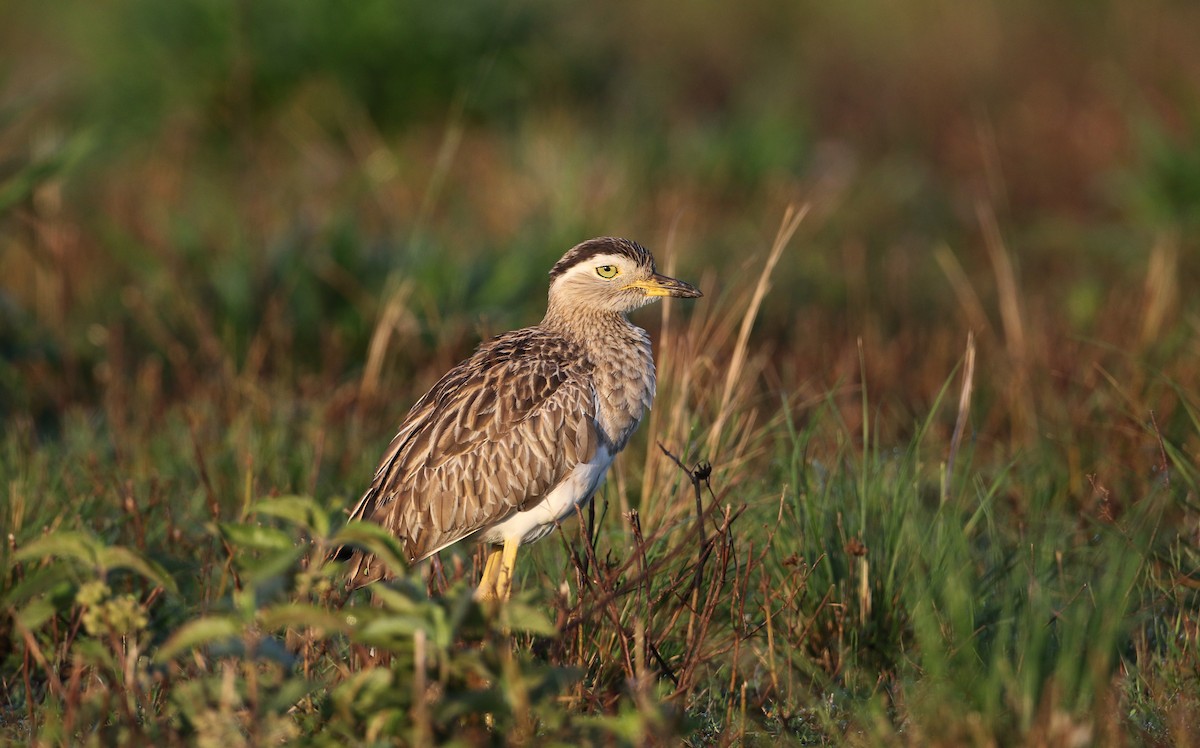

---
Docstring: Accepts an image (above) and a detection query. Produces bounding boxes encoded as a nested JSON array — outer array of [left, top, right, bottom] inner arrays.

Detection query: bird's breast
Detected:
[[591, 326, 656, 451]]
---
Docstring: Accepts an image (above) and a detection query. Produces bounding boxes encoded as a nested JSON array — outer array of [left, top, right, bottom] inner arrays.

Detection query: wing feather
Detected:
[[342, 328, 598, 586]]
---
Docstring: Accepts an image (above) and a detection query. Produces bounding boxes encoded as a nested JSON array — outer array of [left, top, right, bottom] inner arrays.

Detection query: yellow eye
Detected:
[[595, 265, 619, 279]]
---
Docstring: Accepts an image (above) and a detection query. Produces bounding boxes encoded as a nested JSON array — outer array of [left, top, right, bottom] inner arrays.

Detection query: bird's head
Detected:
[[547, 237, 702, 315]]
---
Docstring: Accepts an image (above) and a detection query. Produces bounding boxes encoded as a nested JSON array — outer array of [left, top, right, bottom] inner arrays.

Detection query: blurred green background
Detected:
[[4, 0, 1198, 429]]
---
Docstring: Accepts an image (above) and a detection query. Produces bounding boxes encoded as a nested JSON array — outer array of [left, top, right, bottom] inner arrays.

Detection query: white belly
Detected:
[[482, 445, 615, 545]]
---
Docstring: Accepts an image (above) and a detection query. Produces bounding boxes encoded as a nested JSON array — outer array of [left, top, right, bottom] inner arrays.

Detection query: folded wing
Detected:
[[342, 329, 599, 586]]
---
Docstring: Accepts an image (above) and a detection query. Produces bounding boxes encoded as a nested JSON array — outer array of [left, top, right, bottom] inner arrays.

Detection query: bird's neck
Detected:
[[542, 303, 633, 343], [541, 303, 656, 450]]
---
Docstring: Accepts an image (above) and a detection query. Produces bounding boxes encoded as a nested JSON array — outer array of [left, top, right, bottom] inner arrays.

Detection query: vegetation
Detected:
[[3, 0, 1199, 744]]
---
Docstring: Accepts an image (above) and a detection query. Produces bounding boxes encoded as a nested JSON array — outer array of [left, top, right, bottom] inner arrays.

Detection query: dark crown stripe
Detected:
[[549, 237, 654, 279]]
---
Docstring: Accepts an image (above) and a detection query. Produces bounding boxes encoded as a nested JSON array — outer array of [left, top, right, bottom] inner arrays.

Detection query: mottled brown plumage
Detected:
[[342, 237, 701, 597]]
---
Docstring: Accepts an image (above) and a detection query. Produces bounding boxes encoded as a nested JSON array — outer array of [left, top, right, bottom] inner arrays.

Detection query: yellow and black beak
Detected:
[[623, 273, 703, 299]]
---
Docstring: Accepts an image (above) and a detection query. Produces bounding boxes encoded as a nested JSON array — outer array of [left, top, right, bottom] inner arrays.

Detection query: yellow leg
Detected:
[[475, 547, 503, 601], [494, 537, 521, 602]]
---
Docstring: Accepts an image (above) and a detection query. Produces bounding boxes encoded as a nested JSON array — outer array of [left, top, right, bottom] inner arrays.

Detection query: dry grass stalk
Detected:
[[977, 200, 1035, 442], [411, 628, 432, 748], [360, 279, 416, 399], [706, 203, 809, 458], [552, 448, 763, 711], [635, 206, 806, 535], [945, 331, 977, 499], [1139, 234, 1179, 348], [934, 243, 994, 343]]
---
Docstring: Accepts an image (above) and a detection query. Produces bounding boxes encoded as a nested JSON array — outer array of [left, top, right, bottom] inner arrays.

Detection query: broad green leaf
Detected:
[[330, 521, 409, 576], [14, 533, 178, 595], [501, 601, 557, 637], [220, 522, 296, 552], [14, 531, 103, 568], [98, 546, 179, 594], [14, 596, 57, 629], [251, 495, 331, 539], [154, 615, 242, 662], [258, 603, 356, 634], [237, 547, 305, 584], [1, 562, 75, 608], [365, 584, 422, 615], [355, 615, 433, 647]]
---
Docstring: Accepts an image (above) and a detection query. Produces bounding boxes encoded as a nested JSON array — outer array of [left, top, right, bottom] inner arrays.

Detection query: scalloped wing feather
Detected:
[[343, 328, 599, 586]]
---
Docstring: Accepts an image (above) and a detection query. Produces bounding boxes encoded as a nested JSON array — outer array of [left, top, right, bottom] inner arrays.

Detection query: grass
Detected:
[[4, 0, 1200, 744]]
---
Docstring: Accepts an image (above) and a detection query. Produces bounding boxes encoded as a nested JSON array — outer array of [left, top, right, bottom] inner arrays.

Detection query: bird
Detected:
[[341, 237, 702, 600]]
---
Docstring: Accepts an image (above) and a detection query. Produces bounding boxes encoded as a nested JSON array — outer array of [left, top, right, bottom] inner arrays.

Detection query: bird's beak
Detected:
[[624, 273, 703, 299]]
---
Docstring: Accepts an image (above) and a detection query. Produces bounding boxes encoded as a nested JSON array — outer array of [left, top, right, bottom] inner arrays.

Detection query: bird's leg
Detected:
[[494, 537, 521, 602], [475, 546, 504, 601]]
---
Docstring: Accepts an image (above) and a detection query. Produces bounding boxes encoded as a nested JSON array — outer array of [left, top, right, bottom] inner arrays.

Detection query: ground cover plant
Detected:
[[3, 1, 1200, 744]]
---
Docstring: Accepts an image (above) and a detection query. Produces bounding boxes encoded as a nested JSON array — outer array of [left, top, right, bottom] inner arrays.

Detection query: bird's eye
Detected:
[[595, 265, 619, 279]]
